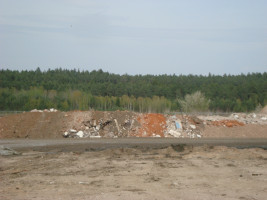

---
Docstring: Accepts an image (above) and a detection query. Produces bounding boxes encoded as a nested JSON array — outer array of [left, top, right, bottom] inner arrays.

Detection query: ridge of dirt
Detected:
[[0, 112, 67, 139], [0, 110, 266, 139], [208, 120, 245, 127]]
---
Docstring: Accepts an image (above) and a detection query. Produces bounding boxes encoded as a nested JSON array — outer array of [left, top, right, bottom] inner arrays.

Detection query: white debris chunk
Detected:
[[114, 119, 120, 133], [153, 134, 161, 138], [196, 134, 201, 138], [50, 108, 57, 112], [63, 132, 69, 137], [169, 130, 181, 138], [90, 135, 101, 138], [76, 131, 84, 138], [30, 109, 43, 112], [95, 125, 100, 131], [261, 117, 267, 121], [69, 129, 77, 133], [190, 125, 196, 129]]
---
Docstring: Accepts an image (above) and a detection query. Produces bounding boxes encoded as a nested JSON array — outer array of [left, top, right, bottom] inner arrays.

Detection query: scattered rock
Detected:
[[76, 131, 84, 138], [63, 132, 69, 138], [169, 130, 181, 138], [90, 135, 101, 138], [31, 108, 58, 113], [190, 125, 196, 129]]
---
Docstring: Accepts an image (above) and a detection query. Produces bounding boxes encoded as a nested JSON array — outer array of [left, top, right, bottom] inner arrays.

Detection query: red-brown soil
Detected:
[[209, 120, 245, 127], [137, 113, 166, 137]]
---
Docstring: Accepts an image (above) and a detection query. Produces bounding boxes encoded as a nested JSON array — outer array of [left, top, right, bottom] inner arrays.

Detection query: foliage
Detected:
[[178, 91, 210, 112], [0, 68, 266, 112]]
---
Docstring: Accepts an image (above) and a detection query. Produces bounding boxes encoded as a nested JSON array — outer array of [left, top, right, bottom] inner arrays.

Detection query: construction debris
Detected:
[[64, 111, 140, 138], [63, 112, 207, 139], [61, 110, 267, 139], [1, 109, 267, 139], [31, 108, 58, 113], [199, 112, 267, 125], [165, 115, 204, 138]]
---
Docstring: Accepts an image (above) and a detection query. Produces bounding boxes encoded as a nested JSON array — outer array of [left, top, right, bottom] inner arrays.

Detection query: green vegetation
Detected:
[[178, 91, 210, 112], [0, 68, 266, 112]]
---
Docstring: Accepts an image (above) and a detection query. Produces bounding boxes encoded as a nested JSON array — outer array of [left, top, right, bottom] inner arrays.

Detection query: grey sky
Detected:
[[0, 0, 266, 75]]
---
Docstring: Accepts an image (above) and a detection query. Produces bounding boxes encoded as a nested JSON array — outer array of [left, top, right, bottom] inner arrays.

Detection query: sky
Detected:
[[0, 0, 266, 75]]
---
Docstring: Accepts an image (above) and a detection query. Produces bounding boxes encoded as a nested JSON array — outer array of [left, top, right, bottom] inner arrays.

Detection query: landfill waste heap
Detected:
[[0, 109, 266, 139]]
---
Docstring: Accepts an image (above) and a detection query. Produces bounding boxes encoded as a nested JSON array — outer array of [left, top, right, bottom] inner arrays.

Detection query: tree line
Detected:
[[0, 68, 266, 112]]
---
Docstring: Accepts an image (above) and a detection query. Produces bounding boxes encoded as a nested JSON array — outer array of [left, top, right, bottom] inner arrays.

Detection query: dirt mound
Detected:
[[0, 110, 266, 139], [260, 105, 267, 114], [203, 124, 267, 138], [209, 120, 245, 127], [0, 112, 67, 139], [137, 113, 166, 137]]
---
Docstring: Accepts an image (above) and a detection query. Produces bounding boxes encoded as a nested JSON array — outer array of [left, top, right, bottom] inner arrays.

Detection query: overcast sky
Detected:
[[0, 0, 266, 75]]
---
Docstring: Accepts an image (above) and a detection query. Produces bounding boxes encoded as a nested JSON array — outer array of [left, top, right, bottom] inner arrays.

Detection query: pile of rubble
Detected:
[[198, 113, 267, 126], [165, 115, 203, 138], [30, 108, 58, 113], [229, 113, 267, 124], [61, 110, 267, 139], [63, 111, 140, 138], [63, 111, 205, 138]]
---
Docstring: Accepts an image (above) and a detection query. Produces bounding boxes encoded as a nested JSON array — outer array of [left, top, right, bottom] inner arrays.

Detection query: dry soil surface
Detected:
[[1, 111, 267, 139], [1, 145, 267, 200]]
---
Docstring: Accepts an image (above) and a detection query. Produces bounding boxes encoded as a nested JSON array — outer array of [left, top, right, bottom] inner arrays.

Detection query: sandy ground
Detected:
[[1, 145, 267, 200], [0, 110, 267, 199]]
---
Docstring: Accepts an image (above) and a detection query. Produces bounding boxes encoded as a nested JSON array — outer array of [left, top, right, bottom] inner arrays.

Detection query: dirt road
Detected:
[[1, 138, 267, 152]]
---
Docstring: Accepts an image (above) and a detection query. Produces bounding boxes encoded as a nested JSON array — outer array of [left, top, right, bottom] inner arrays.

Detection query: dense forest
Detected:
[[0, 68, 266, 113]]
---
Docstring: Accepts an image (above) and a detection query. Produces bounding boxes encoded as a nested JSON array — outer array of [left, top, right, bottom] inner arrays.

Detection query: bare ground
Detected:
[[1, 145, 267, 200], [1, 111, 267, 199]]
